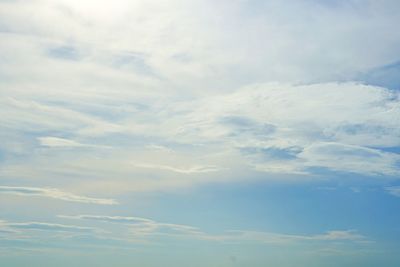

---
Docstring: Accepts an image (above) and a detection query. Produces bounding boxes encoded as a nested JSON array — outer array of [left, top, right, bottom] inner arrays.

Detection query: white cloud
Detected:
[[38, 136, 111, 149], [299, 142, 400, 176], [0, 186, 118, 205], [0, 82, 399, 196], [0, 0, 399, 197], [132, 163, 222, 174], [176, 83, 400, 176], [0, 98, 123, 137], [385, 186, 400, 197], [59, 214, 202, 236], [212, 230, 366, 244], [38, 137, 85, 147], [146, 144, 174, 153], [1, 0, 400, 93], [1, 1, 397, 259], [59, 214, 366, 244], [4, 222, 96, 233], [58, 215, 153, 224], [312, 230, 365, 241]]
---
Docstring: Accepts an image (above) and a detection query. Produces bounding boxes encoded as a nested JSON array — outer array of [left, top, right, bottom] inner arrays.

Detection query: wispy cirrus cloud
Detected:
[[0, 186, 118, 205], [1, 82, 399, 197], [385, 186, 400, 197], [206, 230, 366, 244], [59, 215, 201, 236], [38, 136, 111, 149], [3, 222, 96, 233], [59, 214, 367, 244], [174, 83, 400, 177], [132, 163, 222, 174], [58, 215, 154, 225]]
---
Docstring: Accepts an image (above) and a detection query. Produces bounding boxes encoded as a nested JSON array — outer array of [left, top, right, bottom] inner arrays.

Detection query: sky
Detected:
[[0, 0, 400, 266]]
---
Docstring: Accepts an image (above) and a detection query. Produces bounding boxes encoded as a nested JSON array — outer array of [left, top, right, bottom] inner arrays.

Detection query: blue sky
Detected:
[[0, 0, 400, 266]]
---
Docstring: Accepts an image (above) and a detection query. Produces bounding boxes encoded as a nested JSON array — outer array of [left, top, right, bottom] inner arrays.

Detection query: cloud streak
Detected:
[[204, 230, 366, 244], [385, 186, 400, 197], [132, 163, 222, 174], [0, 186, 118, 205], [59, 214, 367, 244], [4, 222, 96, 233], [38, 136, 111, 149], [59, 215, 201, 236]]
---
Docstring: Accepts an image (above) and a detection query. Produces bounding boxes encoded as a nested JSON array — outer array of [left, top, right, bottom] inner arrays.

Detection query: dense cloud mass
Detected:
[[1, 82, 399, 194]]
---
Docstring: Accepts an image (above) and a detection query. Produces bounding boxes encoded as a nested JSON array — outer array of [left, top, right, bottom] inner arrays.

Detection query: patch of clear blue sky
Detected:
[[2, 178, 400, 267], [2, 245, 398, 267], [359, 61, 400, 90], [46, 46, 80, 61], [109, 178, 400, 267], [122, 177, 400, 237]]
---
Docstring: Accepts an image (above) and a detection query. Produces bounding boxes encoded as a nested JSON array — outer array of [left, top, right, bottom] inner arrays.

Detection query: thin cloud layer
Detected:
[[4, 222, 96, 233], [0, 0, 399, 191], [59, 215, 201, 236], [59, 215, 154, 224], [385, 186, 400, 197], [132, 163, 222, 174], [0, 186, 118, 205], [1, 82, 399, 195], [59, 214, 366, 244], [38, 136, 111, 149]]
